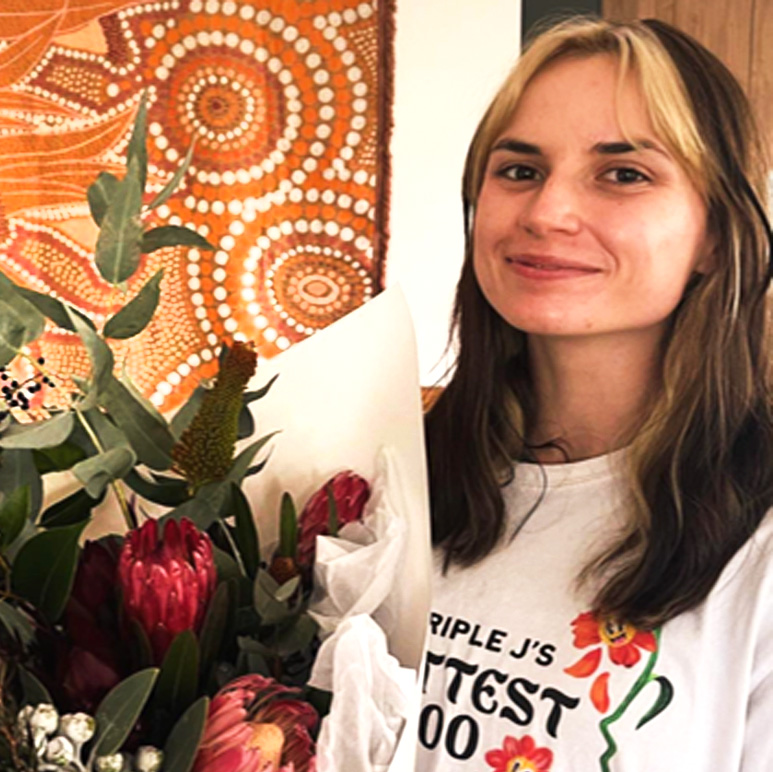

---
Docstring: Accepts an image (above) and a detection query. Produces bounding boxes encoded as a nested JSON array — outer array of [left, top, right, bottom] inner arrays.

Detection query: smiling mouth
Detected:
[[506, 256, 600, 277]]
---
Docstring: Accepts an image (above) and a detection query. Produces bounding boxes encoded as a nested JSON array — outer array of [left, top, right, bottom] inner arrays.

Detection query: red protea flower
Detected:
[[117, 517, 217, 664], [296, 471, 370, 568], [191, 674, 317, 772]]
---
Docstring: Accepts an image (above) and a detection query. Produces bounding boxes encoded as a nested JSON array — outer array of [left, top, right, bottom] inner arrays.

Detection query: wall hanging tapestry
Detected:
[[0, 0, 394, 410]]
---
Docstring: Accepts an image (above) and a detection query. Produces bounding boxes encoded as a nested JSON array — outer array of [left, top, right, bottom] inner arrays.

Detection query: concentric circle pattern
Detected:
[[0, 0, 392, 410]]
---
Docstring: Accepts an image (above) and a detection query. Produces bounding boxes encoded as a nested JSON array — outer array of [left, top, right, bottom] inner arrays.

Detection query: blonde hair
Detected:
[[428, 16, 773, 628]]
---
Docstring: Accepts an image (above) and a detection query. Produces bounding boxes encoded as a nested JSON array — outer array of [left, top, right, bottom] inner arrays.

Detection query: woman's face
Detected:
[[473, 54, 712, 341]]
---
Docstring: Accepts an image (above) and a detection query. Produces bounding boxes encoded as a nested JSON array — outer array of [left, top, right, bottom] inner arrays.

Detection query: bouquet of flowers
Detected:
[[0, 98, 431, 772]]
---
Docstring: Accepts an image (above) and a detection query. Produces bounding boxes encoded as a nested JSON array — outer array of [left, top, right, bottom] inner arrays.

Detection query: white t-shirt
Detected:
[[416, 452, 773, 771]]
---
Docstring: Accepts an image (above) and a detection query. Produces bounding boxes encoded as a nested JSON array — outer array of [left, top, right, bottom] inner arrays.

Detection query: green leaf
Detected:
[[103, 269, 164, 340], [226, 431, 278, 484], [0, 486, 29, 549], [94, 156, 145, 285], [18, 666, 52, 706], [127, 92, 149, 194], [231, 484, 259, 579], [33, 440, 87, 474], [123, 469, 190, 506], [636, 675, 674, 729], [0, 412, 74, 450], [170, 384, 207, 440], [0, 314, 24, 367], [162, 696, 209, 772], [90, 668, 159, 761], [197, 581, 232, 683], [71, 446, 136, 498], [11, 519, 88, 623], [39, 487, 101, 528], [279, 492, 297, 559], [66, 307, 114, 397], [237, 402, 255, 440], [274, 613, 318, 657], [0, 449, 42, 524], [253, 569, 297, 625], [0, 271, 45, 365], [14, 287, 96, 333], [156, 630, 199, 719], [0, 600, 33, 647], [164, 481, 231, 530], [148, 138, 196, 211], [242, 373, 279, 405], [141, 225, 216, 254], [87, 171, 120, 227], [99, 376, 174, 470]]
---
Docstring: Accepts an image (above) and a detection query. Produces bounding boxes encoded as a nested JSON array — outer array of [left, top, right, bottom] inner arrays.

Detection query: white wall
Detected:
[[386, 1, 522, 384]]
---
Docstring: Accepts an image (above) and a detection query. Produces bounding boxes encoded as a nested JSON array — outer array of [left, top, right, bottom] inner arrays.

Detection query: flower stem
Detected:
[[598, 628, 661, 771], [73, 407, 135, 530]]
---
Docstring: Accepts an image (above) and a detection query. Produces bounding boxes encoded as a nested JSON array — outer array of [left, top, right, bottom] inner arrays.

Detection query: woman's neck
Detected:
[[525, 327, 664, 464]]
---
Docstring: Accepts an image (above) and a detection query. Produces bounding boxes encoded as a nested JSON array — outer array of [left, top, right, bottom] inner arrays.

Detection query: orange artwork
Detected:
[[0, 0, 394, 410]]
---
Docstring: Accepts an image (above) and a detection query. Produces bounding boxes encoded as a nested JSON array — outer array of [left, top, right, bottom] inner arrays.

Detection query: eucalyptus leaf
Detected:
[[170, 384, 207, 440], [253, 569, 294, 625], [99, 376, 174, 470], [0, 270, 46, 350], [123, 468, 190, 506], [14, 287, 96, 333], [0, 412, 74, 450], [0, 485, 29, 549], [278, 492, 298, 559], [231, 484, 259, 579], [11, 519, 87, 623], [32, 440, 87, 474], [242, 373, 279, 405], [156, 630, 199, 719], [0, 600, 33, 647], [0, 314, 24, 367], [141, 225, 216, 254], [39, 487, 102, 528], [103, 269, 164, 339], [94, 155, 145, 285], [87, 171, 120, 227], [66, 307, 114, 396], [274, 613, 318, 657], [71, 446, 136, 498], [162, 696, 209, 772], [0, 449, 42, 522], [127, 91, 149, 194], [90, 668, 159, 761], [148, 138, 196, 211]]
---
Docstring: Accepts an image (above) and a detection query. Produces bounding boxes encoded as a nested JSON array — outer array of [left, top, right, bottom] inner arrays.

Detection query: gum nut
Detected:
[[95, 753, 125, 772], [30, 704, 59, 736], [45, 735, 76, 766], [135, 746, 164, 772], [59, 713, 96, 744]]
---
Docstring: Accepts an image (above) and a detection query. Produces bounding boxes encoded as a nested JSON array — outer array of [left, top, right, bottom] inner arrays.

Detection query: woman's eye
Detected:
[[496, 164, 539, 182], [604, 167, 650, 184]]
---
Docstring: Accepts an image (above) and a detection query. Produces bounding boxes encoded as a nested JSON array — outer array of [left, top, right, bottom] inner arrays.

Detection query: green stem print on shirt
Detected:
[[564, 612, 674, 770]]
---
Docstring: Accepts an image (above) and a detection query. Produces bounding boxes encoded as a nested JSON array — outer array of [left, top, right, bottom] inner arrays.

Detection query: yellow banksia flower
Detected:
[[172, 341, 257, 491]]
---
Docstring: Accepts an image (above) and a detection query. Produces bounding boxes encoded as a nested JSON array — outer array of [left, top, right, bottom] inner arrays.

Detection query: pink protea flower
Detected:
[[296, 471, 370, 568], [118, 517, 217, 664], [192, 674, 318, 772]]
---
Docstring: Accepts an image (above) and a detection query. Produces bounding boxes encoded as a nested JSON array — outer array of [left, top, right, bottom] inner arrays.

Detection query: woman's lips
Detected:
[[505, 255, 601, 280]]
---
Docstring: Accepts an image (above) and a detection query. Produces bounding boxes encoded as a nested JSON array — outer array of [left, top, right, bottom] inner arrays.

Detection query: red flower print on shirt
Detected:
[[485, 734, 553, 772], [564, 611, 658, 713]]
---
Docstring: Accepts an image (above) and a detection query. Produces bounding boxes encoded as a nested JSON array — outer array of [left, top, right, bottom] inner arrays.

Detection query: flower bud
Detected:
[[45, 735, 76, 766], [59, 712, 96, 745], [135, 745, 164, 772], [95, 753, 125, 772], [16, 705, 34, 734], [29, 704, 59, 736]]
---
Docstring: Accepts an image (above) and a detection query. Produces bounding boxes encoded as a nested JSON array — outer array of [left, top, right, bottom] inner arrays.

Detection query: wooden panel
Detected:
[[750, 0, 773, 163]]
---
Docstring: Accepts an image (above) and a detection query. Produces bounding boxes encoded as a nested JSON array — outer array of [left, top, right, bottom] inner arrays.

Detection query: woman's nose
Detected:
[[516, 174, 583, 236]]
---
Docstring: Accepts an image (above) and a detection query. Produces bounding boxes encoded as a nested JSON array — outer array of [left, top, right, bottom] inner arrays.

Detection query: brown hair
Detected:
[[426, 16, 773, 628]]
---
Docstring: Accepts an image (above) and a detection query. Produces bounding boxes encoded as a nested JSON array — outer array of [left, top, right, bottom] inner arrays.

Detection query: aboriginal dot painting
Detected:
[[0, 0, 394, 410]]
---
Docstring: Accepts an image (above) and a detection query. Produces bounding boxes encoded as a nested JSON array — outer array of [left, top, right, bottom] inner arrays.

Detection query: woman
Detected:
[[419, 15, 773, 772]]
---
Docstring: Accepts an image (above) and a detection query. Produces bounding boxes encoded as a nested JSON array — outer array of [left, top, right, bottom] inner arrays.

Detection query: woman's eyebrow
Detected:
[[490, 137, 670, 158]]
